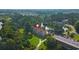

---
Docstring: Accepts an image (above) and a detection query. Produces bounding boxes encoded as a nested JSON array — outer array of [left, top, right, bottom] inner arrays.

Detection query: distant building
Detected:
[[32, 23, 54, 37]]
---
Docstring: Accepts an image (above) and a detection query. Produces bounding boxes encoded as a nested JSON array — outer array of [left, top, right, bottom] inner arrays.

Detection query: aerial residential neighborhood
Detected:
[[0, 9, 79, 50]]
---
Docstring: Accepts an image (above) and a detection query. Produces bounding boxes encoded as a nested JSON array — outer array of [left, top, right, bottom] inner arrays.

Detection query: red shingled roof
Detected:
[[32, 23, 45, 33]]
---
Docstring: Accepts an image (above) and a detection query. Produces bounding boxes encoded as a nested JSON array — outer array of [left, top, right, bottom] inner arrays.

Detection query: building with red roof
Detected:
[[32, 23, 54, 37]]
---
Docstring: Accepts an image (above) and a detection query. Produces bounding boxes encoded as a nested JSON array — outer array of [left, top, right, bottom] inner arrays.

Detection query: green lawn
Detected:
[[39, 43, 47, 50], [28, 35, 39, 47], [28, 35, 47, 49]]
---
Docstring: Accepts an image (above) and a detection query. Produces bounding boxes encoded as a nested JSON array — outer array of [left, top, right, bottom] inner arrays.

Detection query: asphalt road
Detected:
[[55, 35, 79, 48]]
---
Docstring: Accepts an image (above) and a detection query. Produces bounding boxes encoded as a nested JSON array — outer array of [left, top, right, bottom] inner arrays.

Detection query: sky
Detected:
[[0, 0, 79, 9]]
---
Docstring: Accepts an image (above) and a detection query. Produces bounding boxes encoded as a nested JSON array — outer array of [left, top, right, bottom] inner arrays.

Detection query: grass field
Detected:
[[73, 34, 79, 41]]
